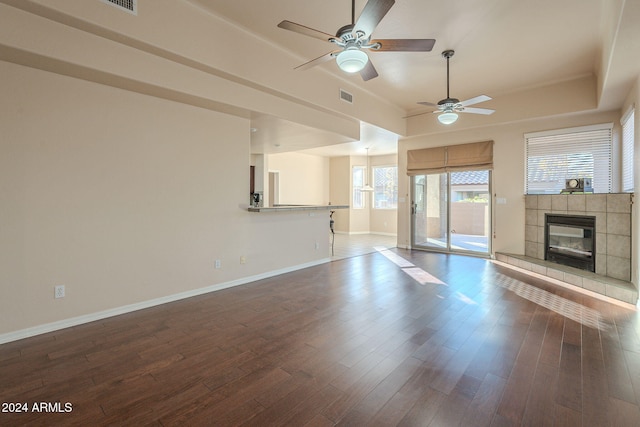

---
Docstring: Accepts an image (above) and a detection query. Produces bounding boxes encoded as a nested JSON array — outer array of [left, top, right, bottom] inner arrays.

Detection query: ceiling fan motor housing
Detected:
[[337, 24, 367, 40], [438, 97, 460, 106]]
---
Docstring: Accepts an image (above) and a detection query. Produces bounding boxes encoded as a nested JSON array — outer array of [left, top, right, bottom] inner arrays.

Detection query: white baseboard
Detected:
[[333, 231, 397, 237], [0, 258, 331, 345]]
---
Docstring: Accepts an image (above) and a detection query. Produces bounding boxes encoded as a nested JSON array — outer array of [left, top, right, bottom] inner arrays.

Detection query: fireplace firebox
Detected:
[[544, 214, 595, 272]]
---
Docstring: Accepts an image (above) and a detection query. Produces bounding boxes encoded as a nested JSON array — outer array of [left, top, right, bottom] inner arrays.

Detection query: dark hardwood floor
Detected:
[[1, 249, 639, 426]]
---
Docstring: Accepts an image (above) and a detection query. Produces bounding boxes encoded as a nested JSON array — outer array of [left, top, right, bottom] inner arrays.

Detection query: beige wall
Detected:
[[267, 152, 330, 205], [398, 110, 622, 254], [0, 61, 330, 338], [329, 156, 350, 233]]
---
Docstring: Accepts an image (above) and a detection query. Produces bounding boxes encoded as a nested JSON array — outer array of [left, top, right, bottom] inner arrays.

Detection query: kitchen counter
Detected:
[[247, 204, 348, 213]]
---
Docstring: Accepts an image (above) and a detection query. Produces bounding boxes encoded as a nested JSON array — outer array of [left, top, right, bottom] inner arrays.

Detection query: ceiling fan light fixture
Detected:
[[438, 111, 459, 125], [336, 48, 369, 73]]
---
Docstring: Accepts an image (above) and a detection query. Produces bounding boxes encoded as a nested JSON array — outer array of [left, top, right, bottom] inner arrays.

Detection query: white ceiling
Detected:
[[189, 0, 638, 157]]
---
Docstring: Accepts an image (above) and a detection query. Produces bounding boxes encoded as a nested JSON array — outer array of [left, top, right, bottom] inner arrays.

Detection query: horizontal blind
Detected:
[[622, 107, 634, 192], [525, 124, 612, 194]]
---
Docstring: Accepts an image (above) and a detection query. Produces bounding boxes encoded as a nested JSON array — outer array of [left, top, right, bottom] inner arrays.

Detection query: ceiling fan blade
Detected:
[[371, 39, 436, 52], [459, 94, 492, 107], [417, 101, 438, 107], [461, 107, 495, 115], [277, 20, 335, 42], [294, 52, 337, 71], [360, 60, 379, 81], [353, 0, 395, 37]]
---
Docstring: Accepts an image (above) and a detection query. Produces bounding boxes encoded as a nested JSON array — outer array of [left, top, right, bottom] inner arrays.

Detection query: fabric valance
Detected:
[[407, 140, 494, 176]]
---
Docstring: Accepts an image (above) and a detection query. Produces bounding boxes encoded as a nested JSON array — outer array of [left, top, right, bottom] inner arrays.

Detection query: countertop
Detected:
[[247, 204, 349, 213]]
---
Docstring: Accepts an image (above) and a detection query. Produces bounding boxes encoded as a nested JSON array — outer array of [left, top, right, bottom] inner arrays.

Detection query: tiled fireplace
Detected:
[[525, 193, 631, 281], [497, 193, 637, 305]]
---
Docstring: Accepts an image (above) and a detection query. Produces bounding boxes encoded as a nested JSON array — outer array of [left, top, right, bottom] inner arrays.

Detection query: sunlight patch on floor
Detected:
[[494, 274, 609, 331], [374, 247, 447, 287]]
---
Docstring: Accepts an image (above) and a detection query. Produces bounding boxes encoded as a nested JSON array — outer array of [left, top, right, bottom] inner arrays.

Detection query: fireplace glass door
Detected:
[[545, 214, 595, 272]]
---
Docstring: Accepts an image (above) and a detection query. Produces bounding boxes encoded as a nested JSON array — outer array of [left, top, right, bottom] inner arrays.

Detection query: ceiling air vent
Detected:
[[339, 89, 353, 104], [101, 0, 137, 15]]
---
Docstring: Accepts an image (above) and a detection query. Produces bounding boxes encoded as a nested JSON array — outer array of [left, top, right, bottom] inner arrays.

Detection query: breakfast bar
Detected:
[[247, 204, 348, 212]]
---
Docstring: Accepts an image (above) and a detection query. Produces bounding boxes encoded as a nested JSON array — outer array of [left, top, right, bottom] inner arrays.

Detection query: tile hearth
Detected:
[[495, 252, 638, 305]]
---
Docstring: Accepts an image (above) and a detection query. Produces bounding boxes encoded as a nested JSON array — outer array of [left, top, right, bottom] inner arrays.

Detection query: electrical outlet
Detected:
[[54, 285, 65, 299], [315, 241, 319, 250], [240, 256, 246, 264], [215, 259, 221, 269]]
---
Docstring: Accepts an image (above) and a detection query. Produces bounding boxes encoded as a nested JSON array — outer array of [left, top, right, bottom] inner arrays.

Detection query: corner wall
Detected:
[[0, 61, 330, 338]]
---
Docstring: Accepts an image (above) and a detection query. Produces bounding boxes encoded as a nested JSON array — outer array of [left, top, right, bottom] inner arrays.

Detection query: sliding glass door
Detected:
[[412, 173, 448, 250], [412, 170, 491, 255]]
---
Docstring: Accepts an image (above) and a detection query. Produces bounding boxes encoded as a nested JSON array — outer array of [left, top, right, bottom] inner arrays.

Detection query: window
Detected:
[[525, 124, 613, 194], [373, 166, 398, 209], [622, 107, 635, 192], [352, 166, 365, 209]]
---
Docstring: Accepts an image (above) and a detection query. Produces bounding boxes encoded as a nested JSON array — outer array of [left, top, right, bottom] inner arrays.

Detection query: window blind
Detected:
[[407, 140, 493, 176], [524, 124, 612, 194], [621, 107, 634, 193]]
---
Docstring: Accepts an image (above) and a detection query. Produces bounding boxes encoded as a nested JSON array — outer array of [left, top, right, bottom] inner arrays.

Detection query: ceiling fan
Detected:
[[416, 50, 495, 124], [277, 0, 436, 81]]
